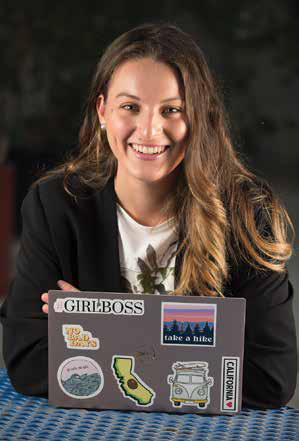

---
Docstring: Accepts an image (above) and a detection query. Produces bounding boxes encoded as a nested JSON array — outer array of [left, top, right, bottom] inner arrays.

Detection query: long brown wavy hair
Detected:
[[35, 22, 295, 297]]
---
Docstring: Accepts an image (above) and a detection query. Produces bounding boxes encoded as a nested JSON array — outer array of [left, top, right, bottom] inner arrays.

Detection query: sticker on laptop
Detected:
[[220, 357, 240, 412], [168, 361, 214, 409], [161, 302, 216, 346], [57, 356, 104, 399], [62, 325, 100, 350], [53, 297, 144, 315], [112, 355, 155, 406]]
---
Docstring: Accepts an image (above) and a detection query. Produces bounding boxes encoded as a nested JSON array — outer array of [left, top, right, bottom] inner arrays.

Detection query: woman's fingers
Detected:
[[41, 292, 49, 314], [41, 281, 79, 314], [41, 292, 48, 303], [57, 280, 79, 291]]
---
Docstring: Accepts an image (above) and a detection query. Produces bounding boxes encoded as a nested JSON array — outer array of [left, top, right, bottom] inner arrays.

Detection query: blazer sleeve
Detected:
[[229, 262, 297, 409], [0, 183, 62, 397]]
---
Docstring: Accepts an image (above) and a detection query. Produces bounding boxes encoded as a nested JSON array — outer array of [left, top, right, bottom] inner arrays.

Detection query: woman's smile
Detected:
[[128, 142, 171, 160]]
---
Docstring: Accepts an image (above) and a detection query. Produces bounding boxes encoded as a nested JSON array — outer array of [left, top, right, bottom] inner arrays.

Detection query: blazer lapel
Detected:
[[94, 177, 122, 293]]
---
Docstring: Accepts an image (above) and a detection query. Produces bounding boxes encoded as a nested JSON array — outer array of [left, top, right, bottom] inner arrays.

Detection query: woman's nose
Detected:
[[137, 112, 163, 138]]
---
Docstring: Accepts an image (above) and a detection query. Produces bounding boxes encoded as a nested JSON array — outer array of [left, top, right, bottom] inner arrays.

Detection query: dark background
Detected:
[[1, 1, 299, 231], [1, 1, 298, 405]]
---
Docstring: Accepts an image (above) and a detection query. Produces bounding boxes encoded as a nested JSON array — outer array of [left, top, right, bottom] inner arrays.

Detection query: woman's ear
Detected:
[[96, 94, 106, 125]]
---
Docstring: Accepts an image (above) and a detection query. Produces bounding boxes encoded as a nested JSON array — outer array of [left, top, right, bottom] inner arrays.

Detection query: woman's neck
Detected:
[[114, 173, 177, 227]]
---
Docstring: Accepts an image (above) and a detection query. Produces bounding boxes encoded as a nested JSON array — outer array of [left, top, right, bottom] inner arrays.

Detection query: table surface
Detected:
[[0, 369, 298, 440]]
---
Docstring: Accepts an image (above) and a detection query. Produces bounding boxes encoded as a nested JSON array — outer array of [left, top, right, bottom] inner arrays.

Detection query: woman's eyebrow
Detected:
[[115, 92, 183, 103]]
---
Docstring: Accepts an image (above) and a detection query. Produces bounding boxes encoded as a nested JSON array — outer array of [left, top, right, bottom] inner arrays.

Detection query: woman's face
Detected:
[[96, 57, 188, 185]]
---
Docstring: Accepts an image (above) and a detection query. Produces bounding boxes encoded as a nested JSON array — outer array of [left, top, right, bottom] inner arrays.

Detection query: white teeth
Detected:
[[130, 143, 168, 154]]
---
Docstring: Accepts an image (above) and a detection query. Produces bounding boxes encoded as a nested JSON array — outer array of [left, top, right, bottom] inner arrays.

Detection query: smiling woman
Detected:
[[95, 57, 188, 222], [0, 22, 297, 410]]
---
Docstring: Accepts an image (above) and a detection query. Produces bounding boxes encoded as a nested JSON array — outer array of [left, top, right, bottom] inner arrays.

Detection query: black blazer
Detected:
[[0, 175, 297, 408]]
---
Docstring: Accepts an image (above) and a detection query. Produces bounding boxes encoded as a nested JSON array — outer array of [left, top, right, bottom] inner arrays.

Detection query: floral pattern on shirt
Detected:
[[121, 241, 178, 294]]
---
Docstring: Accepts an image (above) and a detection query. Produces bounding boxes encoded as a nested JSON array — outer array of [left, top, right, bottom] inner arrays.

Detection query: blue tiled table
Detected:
[[0, 368, 298, 440]]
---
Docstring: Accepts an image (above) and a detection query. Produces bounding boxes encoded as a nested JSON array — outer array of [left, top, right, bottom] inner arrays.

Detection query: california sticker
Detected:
[[221, 357, 240, 412], [112, 355, 155, 406], [161, 302, 216, 347]]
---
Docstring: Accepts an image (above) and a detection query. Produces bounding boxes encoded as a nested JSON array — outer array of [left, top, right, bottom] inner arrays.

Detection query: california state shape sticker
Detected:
[[111, 355, 155, 406]]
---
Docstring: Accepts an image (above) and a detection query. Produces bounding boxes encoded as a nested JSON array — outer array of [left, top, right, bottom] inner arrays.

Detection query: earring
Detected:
[[100, 123, 106, 130]]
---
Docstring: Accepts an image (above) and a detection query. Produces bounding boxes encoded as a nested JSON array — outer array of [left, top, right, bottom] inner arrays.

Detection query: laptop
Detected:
[[48, 290, 246, 415]]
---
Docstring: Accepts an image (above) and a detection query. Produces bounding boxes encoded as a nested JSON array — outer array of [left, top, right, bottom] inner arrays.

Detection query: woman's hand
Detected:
[[41, 280, 79, 314]]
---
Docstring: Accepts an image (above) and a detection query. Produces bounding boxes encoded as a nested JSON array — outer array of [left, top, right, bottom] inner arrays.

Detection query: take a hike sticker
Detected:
[[112, 355, 155, 406], [161, 302, 216, 347]]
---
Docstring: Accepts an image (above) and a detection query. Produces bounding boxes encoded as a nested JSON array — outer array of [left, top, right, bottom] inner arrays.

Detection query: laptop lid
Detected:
[[48, 291, 246, 415]]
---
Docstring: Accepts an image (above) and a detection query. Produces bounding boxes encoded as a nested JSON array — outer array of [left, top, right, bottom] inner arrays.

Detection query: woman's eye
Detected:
[[121, 104, 136, 111], [164, 107, 181, 114], [121, 105, 181, 114]]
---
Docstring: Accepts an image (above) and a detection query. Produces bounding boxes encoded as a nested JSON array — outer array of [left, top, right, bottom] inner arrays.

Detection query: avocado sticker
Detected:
[[112, 355, 155, 406]]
